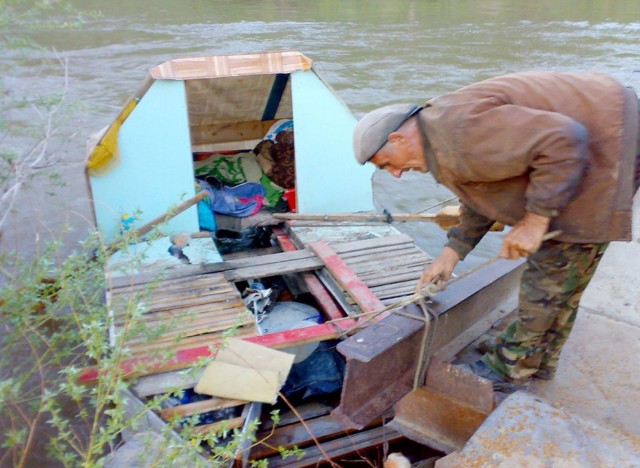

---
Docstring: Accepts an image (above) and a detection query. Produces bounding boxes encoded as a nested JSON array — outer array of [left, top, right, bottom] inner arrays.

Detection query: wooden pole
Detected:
[[273, 206, 461, 226], [274, 206, 506, 232], [105, 191, 208, 255]]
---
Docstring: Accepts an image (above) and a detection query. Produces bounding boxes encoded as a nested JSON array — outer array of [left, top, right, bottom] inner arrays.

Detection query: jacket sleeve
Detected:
[[453, 102, 590, 218], [445, 203, 495, 260]]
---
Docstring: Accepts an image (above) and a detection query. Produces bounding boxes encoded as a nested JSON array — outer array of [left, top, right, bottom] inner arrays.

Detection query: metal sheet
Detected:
[[388, 386, 489, 454], [333, 258, 524, 429], [332, 303, 426, 429]]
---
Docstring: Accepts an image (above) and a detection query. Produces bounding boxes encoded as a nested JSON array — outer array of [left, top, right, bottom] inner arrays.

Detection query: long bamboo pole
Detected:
[[273, 205, 462, 227]]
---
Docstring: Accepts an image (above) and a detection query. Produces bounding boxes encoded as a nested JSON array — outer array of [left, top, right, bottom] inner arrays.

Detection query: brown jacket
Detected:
[[418, 72, 639, 258]]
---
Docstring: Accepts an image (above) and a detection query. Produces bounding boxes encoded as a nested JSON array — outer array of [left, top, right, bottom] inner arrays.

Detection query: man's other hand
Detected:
[[500, 212, 551, 259], [416, 246, 460, 293]]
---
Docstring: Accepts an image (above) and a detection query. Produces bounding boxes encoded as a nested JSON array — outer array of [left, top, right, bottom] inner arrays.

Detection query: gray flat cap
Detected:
[[353, 103, 422, 164]]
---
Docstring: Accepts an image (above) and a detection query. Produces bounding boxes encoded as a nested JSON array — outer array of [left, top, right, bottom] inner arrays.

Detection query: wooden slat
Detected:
[[222, 256, 323, 282], [369, 280, 417, 296], [351, 260, 426, 279], [252, 414, 384, 459], [338, 244, 418, 262], [117, 275, 232, 296], [331, 234, 414, 254], [357, 266, 424, 284], [110, 271, 228, 293], [160, 397, 247, 420], [114, 294, 244, 317], [264, 426, 403, 468], [190, 119, 277, 146], [111, 289, 240, 315], [125, 310, 250, 340], [309, 241, 385, 314], [110, 249, 319, 288], [127, 325, 257, 357], [113, 300, 246, 326], [345, 246, 429, 265], [124, 314, 253, 345]]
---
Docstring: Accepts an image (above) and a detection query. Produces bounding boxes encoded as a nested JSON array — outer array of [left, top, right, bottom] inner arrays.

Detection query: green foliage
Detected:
[[0, 3, 309, 466], [0, 227, 310, 466]]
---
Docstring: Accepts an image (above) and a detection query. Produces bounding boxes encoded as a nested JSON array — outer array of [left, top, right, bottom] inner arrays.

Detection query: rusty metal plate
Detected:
[[332, 258, 523, 429], [388, 386, 490, 454], [332, 303, 426, 429]]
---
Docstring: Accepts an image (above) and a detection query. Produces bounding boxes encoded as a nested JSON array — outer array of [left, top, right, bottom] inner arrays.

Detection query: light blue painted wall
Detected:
[[90, 80, 199, 244], [291, 70, 375, 214]]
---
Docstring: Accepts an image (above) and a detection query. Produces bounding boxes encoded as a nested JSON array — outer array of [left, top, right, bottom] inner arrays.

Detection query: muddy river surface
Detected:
[[2, 0, 640, 464], [3, 0, 640, 271]]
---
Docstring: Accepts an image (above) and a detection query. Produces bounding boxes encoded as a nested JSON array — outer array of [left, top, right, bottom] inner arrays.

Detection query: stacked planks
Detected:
[[107, 272, 254, 356], [322, 234, 432, 309]]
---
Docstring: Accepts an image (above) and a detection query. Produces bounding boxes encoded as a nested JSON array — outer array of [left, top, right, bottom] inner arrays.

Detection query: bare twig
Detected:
[[0, 50, 69, 232]]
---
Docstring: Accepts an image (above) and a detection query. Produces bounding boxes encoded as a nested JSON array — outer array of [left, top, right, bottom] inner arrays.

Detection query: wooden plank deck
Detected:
[[83, 232, 432, 383], [100, 231, 442, 465], [322, 234, 432, 308], [108, 272, 253, 356]]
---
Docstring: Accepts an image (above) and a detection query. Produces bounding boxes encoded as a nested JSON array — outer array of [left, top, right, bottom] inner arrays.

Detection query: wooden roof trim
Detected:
[[150, 51, 313, 80]]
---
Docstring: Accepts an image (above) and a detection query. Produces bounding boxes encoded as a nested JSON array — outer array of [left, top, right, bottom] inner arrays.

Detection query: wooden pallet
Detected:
[[108, 272, 253, 356], [334, 235, 431, 305], [308, 234, 432, 312]]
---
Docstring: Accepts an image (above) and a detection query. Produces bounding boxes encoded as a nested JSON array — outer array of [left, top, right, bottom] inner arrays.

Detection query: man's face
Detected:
[[369, 132, 427, 178]]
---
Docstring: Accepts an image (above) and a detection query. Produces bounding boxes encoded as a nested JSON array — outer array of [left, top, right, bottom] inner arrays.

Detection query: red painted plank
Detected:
[[78, 323, 342, 385], [276, 234, 356, 330], [308, 241, 386, 314], [245, 322, 341, 347]]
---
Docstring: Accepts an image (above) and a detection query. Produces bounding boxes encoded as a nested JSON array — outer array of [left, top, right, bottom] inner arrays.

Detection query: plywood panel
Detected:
[[291, 69, 375, 214], [90, 80, 199, 243]]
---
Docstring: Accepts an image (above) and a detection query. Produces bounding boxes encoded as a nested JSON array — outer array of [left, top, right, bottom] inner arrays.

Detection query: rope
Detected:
[[414, 299, 436, 389], [328, 283, 443, 390]]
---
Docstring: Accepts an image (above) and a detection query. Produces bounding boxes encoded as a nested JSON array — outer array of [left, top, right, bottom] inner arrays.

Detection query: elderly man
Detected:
[[353, 72, 639, 392]]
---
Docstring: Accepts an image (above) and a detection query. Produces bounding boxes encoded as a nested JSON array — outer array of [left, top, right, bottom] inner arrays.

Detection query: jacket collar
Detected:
[[417, 106, 440, 182]]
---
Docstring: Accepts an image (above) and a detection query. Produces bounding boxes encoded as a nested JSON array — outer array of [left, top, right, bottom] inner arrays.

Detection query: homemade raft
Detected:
[[84, 51, 532, 466], [90, 223, 527, 467]]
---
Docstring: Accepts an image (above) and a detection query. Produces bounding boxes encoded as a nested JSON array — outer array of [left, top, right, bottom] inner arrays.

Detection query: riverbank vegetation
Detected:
[[0, 2, 278, 465]]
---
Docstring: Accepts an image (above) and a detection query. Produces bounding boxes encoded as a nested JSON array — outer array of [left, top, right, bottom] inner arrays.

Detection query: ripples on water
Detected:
[[3, 0, 640, 271]]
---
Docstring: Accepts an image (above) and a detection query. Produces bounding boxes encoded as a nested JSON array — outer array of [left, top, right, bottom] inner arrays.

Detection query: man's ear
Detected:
[[387, 132, 404, 144]]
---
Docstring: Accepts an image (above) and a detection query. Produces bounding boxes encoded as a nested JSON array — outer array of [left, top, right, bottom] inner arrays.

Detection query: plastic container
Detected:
[[258, 302, 321, 363], [282, 188, 296, 212]]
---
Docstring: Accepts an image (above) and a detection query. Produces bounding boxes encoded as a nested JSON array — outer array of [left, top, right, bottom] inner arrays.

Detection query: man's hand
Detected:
[[500, 212, 551, 259], [416, 246, 460, 293]]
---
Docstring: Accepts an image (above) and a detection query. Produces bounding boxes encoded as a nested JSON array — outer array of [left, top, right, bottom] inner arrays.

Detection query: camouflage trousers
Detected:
[[482, 240, 609, 381]]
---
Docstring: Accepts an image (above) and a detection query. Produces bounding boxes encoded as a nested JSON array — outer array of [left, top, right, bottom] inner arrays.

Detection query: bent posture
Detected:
[[353, 72, 639, 391]]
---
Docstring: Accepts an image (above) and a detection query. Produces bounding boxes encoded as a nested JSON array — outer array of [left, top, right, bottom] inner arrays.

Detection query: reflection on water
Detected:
[[3, 0, 640, 268]]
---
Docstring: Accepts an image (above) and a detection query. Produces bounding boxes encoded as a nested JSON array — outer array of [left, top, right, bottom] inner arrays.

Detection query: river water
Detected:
[[2, 1, 640, 464], [3, 0, 640, 271]]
